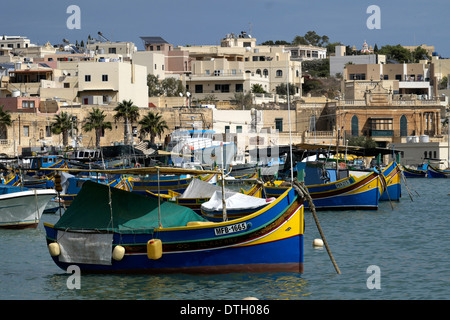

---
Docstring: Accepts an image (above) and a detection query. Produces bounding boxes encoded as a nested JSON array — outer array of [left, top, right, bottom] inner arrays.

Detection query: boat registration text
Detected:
[[214, 222, 247, 236]]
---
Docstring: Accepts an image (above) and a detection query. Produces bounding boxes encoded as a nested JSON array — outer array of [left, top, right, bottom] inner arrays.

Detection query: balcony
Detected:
[[370, 130, 393, 137]]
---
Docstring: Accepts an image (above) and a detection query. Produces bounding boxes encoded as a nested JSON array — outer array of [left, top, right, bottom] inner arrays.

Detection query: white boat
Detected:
[[167, 129, 236, 169], [0, 185, 57, 229]]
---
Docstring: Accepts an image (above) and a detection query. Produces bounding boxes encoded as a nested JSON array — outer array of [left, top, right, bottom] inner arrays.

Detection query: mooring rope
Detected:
[[293, 180, 341, 275]]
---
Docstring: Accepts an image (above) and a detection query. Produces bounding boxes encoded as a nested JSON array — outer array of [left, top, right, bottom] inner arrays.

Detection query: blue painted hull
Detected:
[[402, 166, 427, 178], [44, 185, 304, 274], [427, 165, 450, 178], [380, 162, 402, 201]]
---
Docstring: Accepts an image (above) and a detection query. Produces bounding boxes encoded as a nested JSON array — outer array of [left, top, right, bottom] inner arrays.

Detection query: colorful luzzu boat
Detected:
[[427, 165, 450, 178], [379, 161, 402, 201], [402, 165, 427, 178], [265, 170, 385, 210], [44, 178, 304, 274]]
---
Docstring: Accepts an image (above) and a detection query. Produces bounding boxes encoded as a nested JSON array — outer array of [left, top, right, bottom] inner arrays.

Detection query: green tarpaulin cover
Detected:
[[54, 180, 207, 234]]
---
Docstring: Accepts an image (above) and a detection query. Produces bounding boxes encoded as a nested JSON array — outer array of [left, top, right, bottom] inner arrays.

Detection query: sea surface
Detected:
[[0, 178, 449, 301]]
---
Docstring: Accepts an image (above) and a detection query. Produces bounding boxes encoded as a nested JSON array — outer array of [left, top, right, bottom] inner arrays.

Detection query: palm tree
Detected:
[[139, 111, 169, 144], [113, 100, 140, 145], [0, 105, 12, 139], [51, 112, 73, 147], [82, 108, 112, 148]]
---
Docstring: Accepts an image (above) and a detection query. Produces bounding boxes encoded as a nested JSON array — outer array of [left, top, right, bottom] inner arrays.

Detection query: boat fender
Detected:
[[313, 238, 324, 248], [112, 245, 125, 261], [135, 163, 141, 168], [147, 239, 163, 260], [48, 242, 61, 256]]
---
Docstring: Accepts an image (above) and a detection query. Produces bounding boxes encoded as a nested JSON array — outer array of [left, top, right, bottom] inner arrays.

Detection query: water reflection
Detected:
[[41, 271, 311, 300]]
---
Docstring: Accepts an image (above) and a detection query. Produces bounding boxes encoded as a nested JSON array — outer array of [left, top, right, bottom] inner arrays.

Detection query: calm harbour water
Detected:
[[0, 178, 449, 301]]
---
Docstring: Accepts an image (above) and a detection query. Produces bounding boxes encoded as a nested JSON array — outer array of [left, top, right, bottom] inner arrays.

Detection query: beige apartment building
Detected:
[[343, 63, 434, 97], [77, 60, 148, 108], [173, 32, 302, 103]]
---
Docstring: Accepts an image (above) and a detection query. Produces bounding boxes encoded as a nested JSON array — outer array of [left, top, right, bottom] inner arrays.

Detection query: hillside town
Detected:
[[0, 31, 449, 169]]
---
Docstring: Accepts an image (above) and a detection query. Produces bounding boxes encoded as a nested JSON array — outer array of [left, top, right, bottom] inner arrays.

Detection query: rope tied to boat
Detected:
[[293, 180, 341, 275]]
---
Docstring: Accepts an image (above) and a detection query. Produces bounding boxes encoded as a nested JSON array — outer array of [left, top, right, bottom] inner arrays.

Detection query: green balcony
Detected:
[[371, 130, 393, 137]]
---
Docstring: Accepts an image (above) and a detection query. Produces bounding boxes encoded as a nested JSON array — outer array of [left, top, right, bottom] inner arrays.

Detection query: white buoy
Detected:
[[48, 242, 61, 256], [112, 245, 126, 261], [313, 238, 324, 247], [242, 297, 259, 300]]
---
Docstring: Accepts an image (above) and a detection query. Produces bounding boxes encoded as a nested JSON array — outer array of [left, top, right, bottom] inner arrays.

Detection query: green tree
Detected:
[[251, 84, 266, 94], [412, 46, 430, 62], [82, 108, 112, 148], [379, 45, 412, 63], [0, 105, 12, 139], [234, 92, 253, 110], [275, 83, 296, 96], [292, 31, 329, 47], [302, 59, 330, 77], [114, 100, 140, 145], [302, 78, 322, 95], [439, 76, 448, 90], [147, 74, 161, 97], [347, 136, 377, 149], [160, 78, 185, 97], [138, 111, 169, 144], [51, 112, 73, 146]]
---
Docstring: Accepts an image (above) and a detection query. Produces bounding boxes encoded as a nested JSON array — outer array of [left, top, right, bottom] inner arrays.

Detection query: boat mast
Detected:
[[285, 49, 294, 186]]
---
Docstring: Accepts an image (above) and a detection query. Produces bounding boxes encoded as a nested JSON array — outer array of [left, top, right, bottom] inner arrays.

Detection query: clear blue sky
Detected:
[[2, 0, 449, 57]]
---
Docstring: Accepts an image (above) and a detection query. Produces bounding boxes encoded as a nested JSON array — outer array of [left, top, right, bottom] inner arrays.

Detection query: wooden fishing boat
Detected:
[[265, 170, 385, 210], [131, 171, 217, 196], [145, 178, 227, 213], [0, 184, 57, 229], [44, 176, 304, 274], [379, 161, 402, 201], [402, 165, 427, 178], [427, 165, 450, 178], [46, 174, 132, 213], [200, 191, 274, 222]]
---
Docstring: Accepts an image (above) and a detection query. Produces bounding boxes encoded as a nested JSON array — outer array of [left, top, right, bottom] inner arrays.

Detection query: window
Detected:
[[225, 126, 230, 133], [85, 75, 91, 82], [45, 126, 52, 137], [263, 69, 268, 76], [22, 101, 35, 108], [23, 126, 29, 137], [351, 115, 359, 136], [236, 126, 242, 133], [349, 73, 366, 80], [395, 74, 402, 81], [276, 70, 283, 77], [235, 84, 243, 92], [64, 83, 70, 88], [195, 84, 203, 93], [275, 118, 283, 132], [400, 115, 407, 136], [102, 74, 108, 82], [215, 84, 230, 93], [371, 118, 393, 136], [108, 48, 116, 54]]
